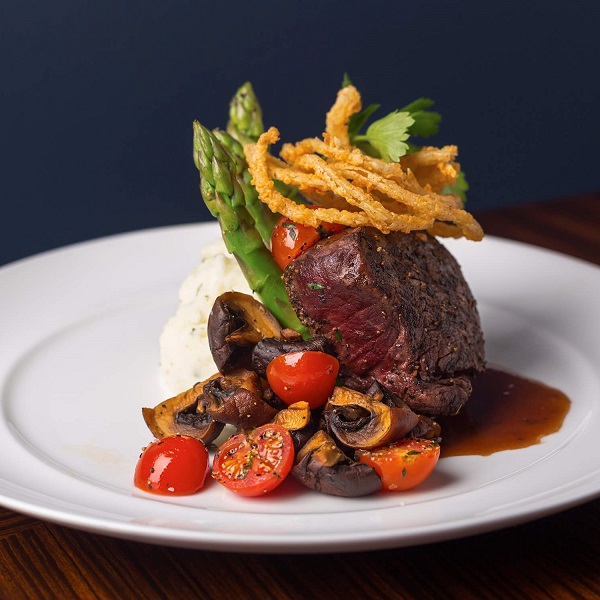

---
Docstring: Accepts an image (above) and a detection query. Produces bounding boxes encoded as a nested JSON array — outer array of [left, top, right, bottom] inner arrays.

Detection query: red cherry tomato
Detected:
[[266, 351, 339, 409], [305, 205, 347, 238], [356, 438, 440, 492], [271, 216, 320, 270], [212, 424, 294, 496], [134, 434, 210, 496], [270, 214, 347, 270], [317, 220, 346, 237]]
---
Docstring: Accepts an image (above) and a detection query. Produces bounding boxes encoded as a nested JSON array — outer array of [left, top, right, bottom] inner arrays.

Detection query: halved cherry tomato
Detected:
[[134, 434, 210, 496], [212, 423, 294, 496], [266, 351, 339, 409], [356, 438, 440, 492], [270, 214, 347, 270]]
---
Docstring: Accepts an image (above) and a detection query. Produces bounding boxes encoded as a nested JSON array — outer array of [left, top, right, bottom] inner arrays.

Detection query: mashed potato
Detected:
[[159, 238, 252, 395]]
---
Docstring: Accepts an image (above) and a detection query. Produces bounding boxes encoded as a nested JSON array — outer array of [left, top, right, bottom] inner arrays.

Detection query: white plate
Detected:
[[1, 223, 600, 553]]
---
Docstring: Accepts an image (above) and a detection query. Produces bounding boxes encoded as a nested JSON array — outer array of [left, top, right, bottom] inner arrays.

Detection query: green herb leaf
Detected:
[[348, 91, 442, 162], [348, 103, 380, 140], [307, 282, 325, 290], [399, 98, 441, 139], [354, 111, 414, 162]]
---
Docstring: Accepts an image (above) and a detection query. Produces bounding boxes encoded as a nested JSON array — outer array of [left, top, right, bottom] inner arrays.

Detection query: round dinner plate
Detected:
[[1, 223, 599, 553]]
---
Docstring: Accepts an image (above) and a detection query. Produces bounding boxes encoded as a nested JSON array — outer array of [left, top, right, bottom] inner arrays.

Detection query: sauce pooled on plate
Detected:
[[439, 368, 571, 457]]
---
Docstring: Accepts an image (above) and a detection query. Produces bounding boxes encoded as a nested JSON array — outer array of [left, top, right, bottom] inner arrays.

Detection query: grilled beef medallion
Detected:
[[283, 227, 485, 416]]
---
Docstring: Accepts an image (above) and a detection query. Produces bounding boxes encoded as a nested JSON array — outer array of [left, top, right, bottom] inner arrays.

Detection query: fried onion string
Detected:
[[244, 85, 484, 241]]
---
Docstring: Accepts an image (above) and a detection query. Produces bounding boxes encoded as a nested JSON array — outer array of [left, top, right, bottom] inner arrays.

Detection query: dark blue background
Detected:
[[1, 0, 598, 266]]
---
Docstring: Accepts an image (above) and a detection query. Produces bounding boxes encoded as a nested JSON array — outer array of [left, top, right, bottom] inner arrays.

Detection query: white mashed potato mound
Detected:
[[159, 238, 252, 396]]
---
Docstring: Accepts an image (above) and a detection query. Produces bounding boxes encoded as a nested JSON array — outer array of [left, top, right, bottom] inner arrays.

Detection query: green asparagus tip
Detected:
[[227, 81, 264, 145]]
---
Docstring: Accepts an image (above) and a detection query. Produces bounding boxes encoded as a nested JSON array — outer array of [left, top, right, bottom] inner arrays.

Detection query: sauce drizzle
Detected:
[[439, 367, 571, 458]]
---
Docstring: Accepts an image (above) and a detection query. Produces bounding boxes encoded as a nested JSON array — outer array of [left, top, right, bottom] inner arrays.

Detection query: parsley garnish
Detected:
[[349, 99, 441, 162], [307, 282, 325, 290], [345, 74, 440, 161], [343, 74, 467, 202], [399, 98, 441, 138], [352, 111, 415, 162]]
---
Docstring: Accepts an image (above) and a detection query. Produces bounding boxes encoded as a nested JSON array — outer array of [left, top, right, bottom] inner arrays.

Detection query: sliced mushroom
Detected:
[[208, 291, 282, 373], [271, 401, 319, 452], [367, 383, 440, 438], [201, 368, 278, 429], [292, 430, 382, 497], [272, 400, 311, 430], [323, 386, 419, 449], [251, 336, 330, 378], [142, 376, 224, 444]]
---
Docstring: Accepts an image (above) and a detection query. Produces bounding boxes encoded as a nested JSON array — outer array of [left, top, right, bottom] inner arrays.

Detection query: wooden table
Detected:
[[1, 193, 599, 599]]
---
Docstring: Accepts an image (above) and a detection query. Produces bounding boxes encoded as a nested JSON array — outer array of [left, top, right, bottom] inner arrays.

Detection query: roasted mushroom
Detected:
[[272, 400, 311, 430], [142, 376, 224, 444], [361, 382, 441, 439], [201, 368, 278, 429], [271, 401, 320, 452], [323, 386, 419, 449], [251, 335, 330, 378], [208, 292, 282, 373], [292, 430, 382, 497]]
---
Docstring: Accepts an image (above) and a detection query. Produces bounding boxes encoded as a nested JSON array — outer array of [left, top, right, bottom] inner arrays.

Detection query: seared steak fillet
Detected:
[[283, 227, 485, 416]]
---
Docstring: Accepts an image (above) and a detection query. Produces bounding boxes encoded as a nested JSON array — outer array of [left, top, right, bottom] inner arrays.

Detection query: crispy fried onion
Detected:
[[244, 85, 483, 241]]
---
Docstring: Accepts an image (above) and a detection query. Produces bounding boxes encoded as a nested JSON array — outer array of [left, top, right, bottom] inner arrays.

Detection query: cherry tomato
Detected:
[[212, 424, 294, 496], [356, 438, 440, 492], [305, 205, 347, 238], [271, 216, 320, 270], [266, 351, 339, 409], [317, 220, 346, 237], [134, 434, 210, 496], [270, 214, 347, 270]]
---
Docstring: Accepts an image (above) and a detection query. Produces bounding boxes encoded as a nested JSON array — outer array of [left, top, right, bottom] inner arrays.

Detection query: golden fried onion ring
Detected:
[[244, 85, 483, 241]]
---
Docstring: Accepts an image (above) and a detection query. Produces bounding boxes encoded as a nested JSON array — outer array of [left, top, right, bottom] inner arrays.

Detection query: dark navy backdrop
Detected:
[[1, 0, 598, 266]]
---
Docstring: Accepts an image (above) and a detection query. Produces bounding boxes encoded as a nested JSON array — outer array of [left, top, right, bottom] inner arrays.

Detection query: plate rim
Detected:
[[1, 223, 600, 553]]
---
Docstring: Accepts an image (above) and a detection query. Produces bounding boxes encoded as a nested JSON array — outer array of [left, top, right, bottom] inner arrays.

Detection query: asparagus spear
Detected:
[[224, 83, 280, 242], [226, 82, 302, 237], [212, 128, 278, 244], [226, 81, 264, 146], [193, 121, 309, 336]]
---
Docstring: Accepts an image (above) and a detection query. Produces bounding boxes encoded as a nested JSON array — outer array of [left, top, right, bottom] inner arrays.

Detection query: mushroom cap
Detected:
[[323, 386, 419, 449], [292, 430, 382, 497], [142, 376, 225, 444], [208, 292, 282, 373]]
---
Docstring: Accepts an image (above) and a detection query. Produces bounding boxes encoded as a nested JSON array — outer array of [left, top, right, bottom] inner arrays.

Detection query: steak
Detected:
[[283, 227, 485, 416]]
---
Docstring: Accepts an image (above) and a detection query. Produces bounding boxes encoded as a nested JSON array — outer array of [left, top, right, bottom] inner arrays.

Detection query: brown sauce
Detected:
[[438, 367, 571, 458]]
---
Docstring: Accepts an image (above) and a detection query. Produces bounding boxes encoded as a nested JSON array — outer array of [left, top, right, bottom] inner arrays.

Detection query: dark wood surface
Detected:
[[1, 194, 599, 600]]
